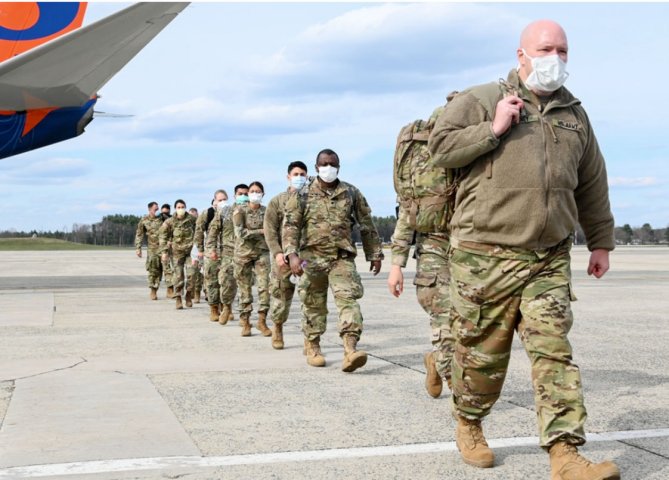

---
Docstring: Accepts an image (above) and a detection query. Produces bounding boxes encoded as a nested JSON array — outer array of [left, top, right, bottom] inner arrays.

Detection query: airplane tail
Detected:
[[0, 2, 87, 63]]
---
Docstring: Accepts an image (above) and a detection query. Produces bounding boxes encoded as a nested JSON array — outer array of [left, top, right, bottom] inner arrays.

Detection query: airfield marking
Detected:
[[0, 428, 668, 478]]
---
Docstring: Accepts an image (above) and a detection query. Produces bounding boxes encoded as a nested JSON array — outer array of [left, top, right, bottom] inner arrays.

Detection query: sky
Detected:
[[2, 2, 668, 232]]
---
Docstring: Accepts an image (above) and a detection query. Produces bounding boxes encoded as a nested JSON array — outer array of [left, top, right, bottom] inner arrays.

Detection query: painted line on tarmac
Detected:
[[1, 428, 668, 478]]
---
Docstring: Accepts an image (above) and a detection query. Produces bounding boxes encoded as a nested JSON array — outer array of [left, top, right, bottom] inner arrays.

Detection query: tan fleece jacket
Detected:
[[428, 69, 614, 251]]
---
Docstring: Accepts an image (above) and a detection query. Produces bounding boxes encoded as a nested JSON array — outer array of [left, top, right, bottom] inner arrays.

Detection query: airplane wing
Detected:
[[0, 2, 189, 111]]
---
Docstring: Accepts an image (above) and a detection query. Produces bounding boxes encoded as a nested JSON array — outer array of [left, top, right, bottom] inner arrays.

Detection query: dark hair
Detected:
[[189, 207, 198, 214], [174, 199, 186, 208], [287, 161, 308, 174], [161, 203, 171, 211], [316, 148, 339, 162], [249, 181, 264, 193], [210, 198, 215, 205], [234, 184, 249, 195], [148, 201, 158, 209]]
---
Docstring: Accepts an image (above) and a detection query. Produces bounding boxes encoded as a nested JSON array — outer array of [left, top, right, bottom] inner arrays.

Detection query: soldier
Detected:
[[195, 190, 228, 321], [159, 199, 196, 310], [206, 186, 246, 327], [264, 161, 308, 349], [159, 203, 175, 298], [283, 149, 384, 372], [187, 207, 204, 303], [134, 201, 163, 300], [388, 202, 453, 399], [427, 20, 619, 479], [232, 181, 271, 337]]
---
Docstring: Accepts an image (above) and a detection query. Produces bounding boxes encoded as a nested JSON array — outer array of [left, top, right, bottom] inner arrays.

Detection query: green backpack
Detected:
[[393, 82, 508, 234]]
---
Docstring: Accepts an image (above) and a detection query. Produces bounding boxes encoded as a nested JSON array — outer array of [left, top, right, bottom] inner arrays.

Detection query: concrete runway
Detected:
[[0, 246, 667, 479]]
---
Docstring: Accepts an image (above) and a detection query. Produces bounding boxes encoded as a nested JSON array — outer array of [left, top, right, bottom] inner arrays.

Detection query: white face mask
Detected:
[[290, 176, 307, 189], [522, 49, 569, 93], [175, 208, 186, 217], [249, 192, 263, 204], [217, 200, 227, 210], [318, 165, 338, 183]]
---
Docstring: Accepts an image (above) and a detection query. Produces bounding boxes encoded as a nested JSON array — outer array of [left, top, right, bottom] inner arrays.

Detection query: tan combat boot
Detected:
[[303, 338, 308, 355], [256, 311, 272, 337], [219, 304, 231, 325], [175, 295, 183, 310], [455, 416, 494, 468], [185, 291, 193, 308], [341, 334, 367, 373], [272, 323, 284, 350], [305, 337, 326, 367], [240, 313, 252, 337], [166, 286, 174, 299], [149, 288, 158, 301], [227, 308, 234, 323], [209, 304, 220, 322], [194, 291, 201, 303], [424, 351, 443, 398], [549, 442, 620, 480]]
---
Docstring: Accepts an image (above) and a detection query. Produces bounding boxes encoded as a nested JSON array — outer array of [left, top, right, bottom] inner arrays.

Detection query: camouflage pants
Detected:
[[414, 234, 453, 382], [145, 250, 163, 289], [449, 238, 585, 448], [161, 255, 174, 288], [172, 252, 193, 297], [298, 254, 364, 341], [217, 249, 238, 305], [186, 261, 203, 295], [204, 257, 221, 305], [269, 261, 296, 326], [234, 253, 270, 314]]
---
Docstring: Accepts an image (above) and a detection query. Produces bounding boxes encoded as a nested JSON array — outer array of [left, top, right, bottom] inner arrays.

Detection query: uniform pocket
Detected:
[[413, 271, 437, 287]]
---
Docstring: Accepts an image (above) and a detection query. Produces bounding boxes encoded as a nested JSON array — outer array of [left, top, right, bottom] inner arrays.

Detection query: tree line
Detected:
[[1, 216, 668, 247]]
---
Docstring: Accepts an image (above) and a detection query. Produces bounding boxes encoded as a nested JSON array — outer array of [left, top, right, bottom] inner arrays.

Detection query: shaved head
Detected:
[[517, 20, 569, 91]]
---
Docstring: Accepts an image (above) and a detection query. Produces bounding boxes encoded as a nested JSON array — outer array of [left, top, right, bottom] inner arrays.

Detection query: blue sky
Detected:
[[2, 2, 668, 232]]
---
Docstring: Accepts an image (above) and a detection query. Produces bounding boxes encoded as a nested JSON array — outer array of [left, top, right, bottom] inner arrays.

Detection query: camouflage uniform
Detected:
[[134, 214, 163, 289], [282, 179, 384, 341], [428, 69, 615, 449], [264, 190, 295, 326], [195, 207, 221, 306], [390, 206, 453, 383], [232, 204, 270, 315], [159, 214, 196, 298], [186, 246, 204, 299], [206, 206, 238, 306]]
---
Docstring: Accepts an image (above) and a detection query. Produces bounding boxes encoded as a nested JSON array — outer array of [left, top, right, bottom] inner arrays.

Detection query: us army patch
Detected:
[[552, 119, 579, 131]]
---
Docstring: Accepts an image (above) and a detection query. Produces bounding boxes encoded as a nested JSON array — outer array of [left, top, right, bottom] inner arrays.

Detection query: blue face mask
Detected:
[[236, 195, 249, 205], [290, 176, 307, 189]]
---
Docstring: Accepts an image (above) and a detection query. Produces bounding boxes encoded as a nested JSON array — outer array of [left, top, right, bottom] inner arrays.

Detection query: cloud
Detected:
[[609, 177, 660, 188], [0, 157, 90, 185]]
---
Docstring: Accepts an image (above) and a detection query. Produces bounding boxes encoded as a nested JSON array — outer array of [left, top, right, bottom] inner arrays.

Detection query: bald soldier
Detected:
[[428, 20, 619, 479]]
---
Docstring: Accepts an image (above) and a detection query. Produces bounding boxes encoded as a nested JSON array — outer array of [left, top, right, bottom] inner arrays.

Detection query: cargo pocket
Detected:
[[451, 293, 483, 343], [414, 271, 438, 312]]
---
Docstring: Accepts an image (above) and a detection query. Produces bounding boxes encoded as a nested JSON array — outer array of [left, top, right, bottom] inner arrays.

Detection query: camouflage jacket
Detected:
[[159, 214, 196, 256], [428, 68, 614, 252], [264, 190, 291, 259], [134, 214, 163, 252], [391, 203, 449, 267], [204, 206, 236, 256], [282, 178, 384, 261], [232, 204, 269, 260]]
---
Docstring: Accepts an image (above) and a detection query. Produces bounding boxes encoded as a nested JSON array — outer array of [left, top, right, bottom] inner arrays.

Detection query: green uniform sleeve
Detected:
[[390, 206, 414, 267], [158, 220, 172, 255], [194, 211, 207, 252], [281, 191, 302, 257], [427, 90, 500, 169], [134, 218, 145, 250], [204, 212, 222, 255], [263, 196, 283, 259], [354, 189, 384, 262]]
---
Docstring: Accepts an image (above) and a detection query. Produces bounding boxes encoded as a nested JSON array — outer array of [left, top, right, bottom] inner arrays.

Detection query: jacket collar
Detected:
[[506, 68, 580, 111]]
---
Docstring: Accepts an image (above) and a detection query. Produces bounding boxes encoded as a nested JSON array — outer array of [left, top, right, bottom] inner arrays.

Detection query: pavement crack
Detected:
[[11, 357, 88, 381], [617, 439, 669, 460]]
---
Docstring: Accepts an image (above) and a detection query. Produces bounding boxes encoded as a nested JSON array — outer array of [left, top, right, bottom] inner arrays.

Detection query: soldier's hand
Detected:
[[288, 253, 304, 276], [492, 95, 524, 137], [387, 265, 403, 297], [587, 249, 610, 279], [197, 252, 204, 260], [275, 253, 287, 267], [136, 249, 142, 258], [161, 253, 168, 262], [370, 260, 382, 276]]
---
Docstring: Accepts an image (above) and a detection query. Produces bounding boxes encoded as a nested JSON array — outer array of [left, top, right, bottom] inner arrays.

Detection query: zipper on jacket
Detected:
[[537, 105, 551, 248]]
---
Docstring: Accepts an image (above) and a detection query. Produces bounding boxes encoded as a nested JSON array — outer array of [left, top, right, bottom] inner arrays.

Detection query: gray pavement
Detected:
[[0, 247, 667, 479]]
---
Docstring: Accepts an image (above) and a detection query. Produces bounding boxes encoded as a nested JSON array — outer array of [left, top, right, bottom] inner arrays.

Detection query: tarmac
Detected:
[[0, 246, 667, 479]]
